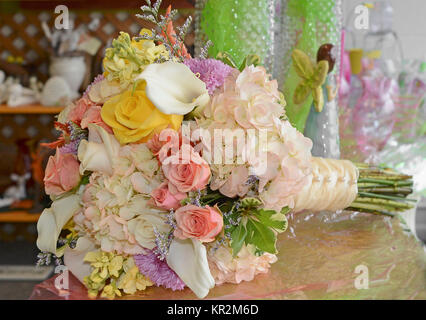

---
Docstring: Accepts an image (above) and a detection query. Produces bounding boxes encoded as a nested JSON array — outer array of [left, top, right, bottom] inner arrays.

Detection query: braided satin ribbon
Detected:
[[293, 157, 359, 212]]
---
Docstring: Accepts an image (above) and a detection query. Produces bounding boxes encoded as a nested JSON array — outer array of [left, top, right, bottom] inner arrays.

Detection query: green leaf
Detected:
[[254, 209, 288, 233], [245, 218, 277, 254], [231, 224, 247, 257], [291, 49, 314, 80], [216, 51, 238, 69], [281, 206, 291, 215], [180, 197, 191, 206], [79, 174, 91, 186], [240, 197, 262, 209], [74, 173, 91, 193], [239, 54, 261, 71]]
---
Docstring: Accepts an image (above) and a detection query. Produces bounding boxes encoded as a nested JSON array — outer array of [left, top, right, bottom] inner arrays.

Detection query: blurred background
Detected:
[[0, 0, 424, 299], [340, 0, 426, 243]]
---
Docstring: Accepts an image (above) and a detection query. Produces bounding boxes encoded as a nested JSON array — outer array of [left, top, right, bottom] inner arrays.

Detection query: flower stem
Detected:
[[358, 192, 417, 202], [346, 163, 416, 217], [354, 196, 414, 210]]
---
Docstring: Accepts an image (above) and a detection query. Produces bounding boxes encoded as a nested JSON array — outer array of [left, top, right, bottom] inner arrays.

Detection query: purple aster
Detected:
[[83, 74, 105, 98], [59, 139, 80, 155], [59, 122, 88, 155], [133, 250, 186, 291], [184, 58, 233, 95]]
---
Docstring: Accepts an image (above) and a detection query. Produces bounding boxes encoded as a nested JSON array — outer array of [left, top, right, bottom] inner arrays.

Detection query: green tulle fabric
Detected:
[[284, 0, 339, 132], [199, 0, 340, 133], [200, 0, 272, 67]]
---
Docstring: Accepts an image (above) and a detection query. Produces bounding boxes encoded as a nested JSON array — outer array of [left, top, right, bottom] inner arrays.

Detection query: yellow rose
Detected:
[[101, 83, 183, 144]]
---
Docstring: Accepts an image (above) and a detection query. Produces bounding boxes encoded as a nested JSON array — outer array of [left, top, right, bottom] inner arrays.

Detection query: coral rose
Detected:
[[67, 97, 97, 125], [80, 105, 113, 134], [174, 204, 223, 242], [147, 128, 179, 157], [151, 182, 186, 210], [146, 133, 164, 155], [101, 83, 183, 144], [44, 149, 81, 196], [161, 147, 210, 192]]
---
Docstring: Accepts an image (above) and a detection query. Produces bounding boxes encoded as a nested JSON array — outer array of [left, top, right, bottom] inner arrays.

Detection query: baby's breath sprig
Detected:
[[209, 236, 228, 255], [199, 40, 213, 59], [36, 231, 78, 267], [153, 227, 174, 261], [36, 251, 56, 267], [176, 15, 192, 56], [36, 249, 63, 267], [166, 209, 177, 229], [68, 121, 88, 142], [136, 0, 192, 61]]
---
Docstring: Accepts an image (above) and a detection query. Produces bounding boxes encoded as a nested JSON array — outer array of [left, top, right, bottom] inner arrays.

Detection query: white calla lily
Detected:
[[36, 194, 81, 256], [78, 124, 120, 176], [64, 237, 96, 283], [135, 61, 210, 115], [166, 238, 215, 299]]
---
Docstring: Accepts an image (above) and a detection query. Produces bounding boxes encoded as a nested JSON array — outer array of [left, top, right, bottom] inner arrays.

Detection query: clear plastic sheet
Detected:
[[370, 137, 426, 196], [30, 210, 426, 300]]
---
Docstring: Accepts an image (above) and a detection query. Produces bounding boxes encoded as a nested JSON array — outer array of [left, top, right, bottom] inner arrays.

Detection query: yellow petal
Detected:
[[101, 86, 183, 145]]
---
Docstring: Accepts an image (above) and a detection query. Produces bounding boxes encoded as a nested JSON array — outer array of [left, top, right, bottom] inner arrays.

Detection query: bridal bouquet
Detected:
[[36, 2, 414, 299]]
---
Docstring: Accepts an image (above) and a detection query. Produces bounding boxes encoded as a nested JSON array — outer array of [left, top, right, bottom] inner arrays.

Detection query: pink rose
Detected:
[[44, 149, 81, 196], [146, 133, 164, 155], [80, 105, 113, 133], [151, 182, 186, 210], [174, 204, 223, 242], [162, 147, 210, 192], [68, 97, 96, 125]]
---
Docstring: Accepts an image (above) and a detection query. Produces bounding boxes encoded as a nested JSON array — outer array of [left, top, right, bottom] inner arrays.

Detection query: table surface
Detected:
[[30, 210, 426, 300]]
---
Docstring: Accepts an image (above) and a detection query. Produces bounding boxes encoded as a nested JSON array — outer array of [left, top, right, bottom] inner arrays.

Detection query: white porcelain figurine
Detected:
[[0, 172, 31, 208]]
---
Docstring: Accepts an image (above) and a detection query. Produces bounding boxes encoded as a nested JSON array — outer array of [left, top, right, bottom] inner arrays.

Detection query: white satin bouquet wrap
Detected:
[[294, 158, 359, 212]]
